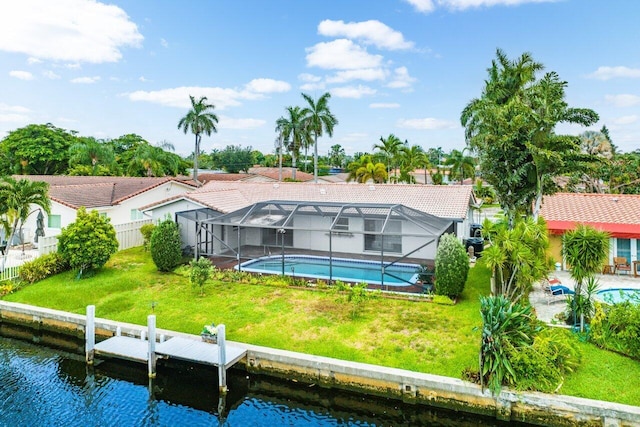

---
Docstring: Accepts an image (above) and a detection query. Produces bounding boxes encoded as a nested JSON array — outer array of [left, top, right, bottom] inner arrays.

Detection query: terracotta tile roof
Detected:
[[197, 173, 251, 183], [541, 193, 640, 237], [15, 175, 195, 209], [248, 167, 315, 182], [173, 181, 473, 219]]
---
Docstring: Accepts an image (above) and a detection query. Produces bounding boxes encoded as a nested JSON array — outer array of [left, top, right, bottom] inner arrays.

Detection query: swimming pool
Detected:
[[237, 255, 420, 286], [596, 288, 640, 304]]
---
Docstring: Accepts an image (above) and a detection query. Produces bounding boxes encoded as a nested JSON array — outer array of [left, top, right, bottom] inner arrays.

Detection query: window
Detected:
[[364, 219, 402, 253], [617, 238, 631, 263], [331, 216, 349, 233], [130, 209, 144, 220], [47, 214, 61, 229]]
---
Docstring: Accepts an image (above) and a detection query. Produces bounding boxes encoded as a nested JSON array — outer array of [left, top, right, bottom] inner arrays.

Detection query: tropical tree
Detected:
[[68, 137, 117, 176], [0, 177, 50, 259], [346, 155, 387, 183], [444, 148, 475, 184], [211, 145, 255, 173], [417, 150, 432, 184], [328, 144, 346, 168], [374, 134, 404, 182], [397, 144, 423, 183], [569, 130, 613, 193], [178, 95, 219, 184], [127, 143, 182, 177], [461, 49, 599, 225], [300, 92, 338, 183], [275, 106, 308, 180]]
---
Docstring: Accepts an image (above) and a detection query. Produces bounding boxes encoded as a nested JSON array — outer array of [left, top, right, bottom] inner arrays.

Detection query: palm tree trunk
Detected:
[[291, 152, 297, 180], [193, 134, 200, 185], [314, 135, 318, 183]]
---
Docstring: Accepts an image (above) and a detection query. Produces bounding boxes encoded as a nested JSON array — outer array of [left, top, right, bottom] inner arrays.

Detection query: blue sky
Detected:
[[1, 0, 639, 157]]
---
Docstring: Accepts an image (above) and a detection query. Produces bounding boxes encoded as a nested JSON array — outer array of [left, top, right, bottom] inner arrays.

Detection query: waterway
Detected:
[[0, 325, 524, 426]]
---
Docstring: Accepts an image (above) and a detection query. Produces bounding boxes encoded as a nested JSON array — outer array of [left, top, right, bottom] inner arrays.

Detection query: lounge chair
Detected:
[[614, 257, 631, 275], [543, 278, 575, 304]]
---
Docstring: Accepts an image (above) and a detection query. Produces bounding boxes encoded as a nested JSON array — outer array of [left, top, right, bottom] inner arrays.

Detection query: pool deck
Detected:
[[529, 270, 640, 324]]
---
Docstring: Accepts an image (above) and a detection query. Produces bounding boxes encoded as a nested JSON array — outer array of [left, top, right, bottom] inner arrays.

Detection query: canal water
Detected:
[[0, 325, 525, 426]]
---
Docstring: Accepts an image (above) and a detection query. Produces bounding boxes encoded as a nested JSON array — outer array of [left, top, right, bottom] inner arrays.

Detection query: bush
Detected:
[[590, 301, 640, 359], [18, 252, 70, 284], [508, 328, 581, 393], [150, 219, 182, 272], [189, 257, 212, 296], [434, 233, 469, 298], [57, 207, 118, 277], [140, 223, 156, 251]]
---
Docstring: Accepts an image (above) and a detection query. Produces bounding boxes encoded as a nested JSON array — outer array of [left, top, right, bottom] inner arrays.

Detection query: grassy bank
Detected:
[[3, 247, 640, 406]]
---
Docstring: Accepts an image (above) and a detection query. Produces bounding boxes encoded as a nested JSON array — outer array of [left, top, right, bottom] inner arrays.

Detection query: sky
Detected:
[[0, 0, 639, 158]]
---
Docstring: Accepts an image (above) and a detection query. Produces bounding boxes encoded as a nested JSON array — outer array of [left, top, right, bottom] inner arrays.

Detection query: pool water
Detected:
[[596, 288, 640, 304], [238, 255, 420, 286]]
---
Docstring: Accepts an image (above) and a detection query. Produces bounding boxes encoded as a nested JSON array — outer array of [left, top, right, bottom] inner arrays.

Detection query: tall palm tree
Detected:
[[275, 106, 308, 181], [444, 148, 476, 184], [418, 150, 432, 184], [398, 144, 423, 184], [0, 177, 50, 259], [374, 134, 404, 183], [300, 92, 338, 183], [178, 95, 219, 185]]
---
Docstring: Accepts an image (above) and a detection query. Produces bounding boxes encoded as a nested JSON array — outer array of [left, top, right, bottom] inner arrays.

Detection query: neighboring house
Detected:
[[196, 167, 336, 184], [141, 181, 476, 261], [540, 192, 640, 269], [15, 175, 195, 243]]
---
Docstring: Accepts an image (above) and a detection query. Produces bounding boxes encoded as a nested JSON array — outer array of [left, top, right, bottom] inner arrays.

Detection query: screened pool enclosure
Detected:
[[186, 200, 454, 287]]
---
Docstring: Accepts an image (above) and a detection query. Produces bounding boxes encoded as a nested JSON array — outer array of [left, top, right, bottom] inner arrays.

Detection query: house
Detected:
[[196, 167, 336, 184], [141, 181, 476, 263], [540, 192, 640, 269], [14, 175, 196, 243]]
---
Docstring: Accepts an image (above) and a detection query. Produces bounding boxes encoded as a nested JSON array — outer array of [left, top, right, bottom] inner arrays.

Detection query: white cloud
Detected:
[[9, 70, 34, 80], [588, 66, 640, 80], [404, 0, 436, 13], [27, 57, 42, 64], [370, 103, 400, 109], [318, 20, 414, 51], [298, 73, 322, 83], [0, 103, 30, 123], [387, 66, 416, 89], [0, 103, 30, 113], [605, 94, 640, 108], [42, 70, 61, 79], [397, 117, 457, 129], [0, 0, 143, 63], [218, 115, 266, 130], [406, 0, 557, 13], [71, 76, 100, 84], [128, 86, 253, 110], [300, 82, 326, 91], [244, 78, 291, 93], [330, 85, 376, 99], [340, 132, 369, 143], [613, 115, 638, 125], [326, 68, 387, 83], [160, 38, 168, 48], [306, 39, 383, 70], [65, 63, 81, 69]]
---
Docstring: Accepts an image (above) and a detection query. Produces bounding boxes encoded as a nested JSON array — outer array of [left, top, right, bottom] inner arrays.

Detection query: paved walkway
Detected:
[[530, 270, 640, 324]]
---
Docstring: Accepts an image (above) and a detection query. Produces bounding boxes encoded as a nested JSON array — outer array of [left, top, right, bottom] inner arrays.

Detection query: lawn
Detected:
[[4, 247, 640, 406]]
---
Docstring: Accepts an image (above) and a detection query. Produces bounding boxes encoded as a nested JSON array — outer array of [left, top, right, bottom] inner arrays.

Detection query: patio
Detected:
[[530, 270, 640, 323]]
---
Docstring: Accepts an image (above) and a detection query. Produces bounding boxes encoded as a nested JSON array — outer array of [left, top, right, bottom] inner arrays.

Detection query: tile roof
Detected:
[[171, 181, 473, 219], [15, 175, 195, 209], [248, 167, 316, 182], [540, 193, 640, 237]]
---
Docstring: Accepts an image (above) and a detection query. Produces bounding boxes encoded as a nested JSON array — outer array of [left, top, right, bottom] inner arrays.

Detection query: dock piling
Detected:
[[85, 305, 95, 364], [218, 324, 227, 394], [148, 315, 157, 378]]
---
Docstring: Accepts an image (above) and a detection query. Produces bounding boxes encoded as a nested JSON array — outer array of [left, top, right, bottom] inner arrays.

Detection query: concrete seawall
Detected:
[[1, 301, 638, 426]]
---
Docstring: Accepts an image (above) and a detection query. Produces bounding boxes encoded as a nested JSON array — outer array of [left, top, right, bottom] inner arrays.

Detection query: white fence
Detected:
[[38, 219, 153, 256], [0, 265, 20, 282]]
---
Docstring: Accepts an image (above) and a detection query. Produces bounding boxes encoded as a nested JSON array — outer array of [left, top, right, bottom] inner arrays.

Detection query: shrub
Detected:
[[590, 301, 640, 359], [57, 207, 118, 278], [18, 252, 70, 284], [189, 257, 212, 296], [434, 233, 469, 298], [508, 328, 581, 393], [150, 219, 182, 272], [140, 223, 156, 251]]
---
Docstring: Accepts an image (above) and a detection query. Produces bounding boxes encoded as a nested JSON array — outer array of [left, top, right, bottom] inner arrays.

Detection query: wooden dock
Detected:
[[85, 305, 246, 392]]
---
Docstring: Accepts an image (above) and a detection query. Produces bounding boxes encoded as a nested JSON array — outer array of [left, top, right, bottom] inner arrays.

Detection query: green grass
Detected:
[[4, 247, 640, 406]]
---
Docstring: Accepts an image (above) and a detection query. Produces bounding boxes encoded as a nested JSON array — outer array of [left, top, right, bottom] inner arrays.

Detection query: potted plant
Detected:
[[201, 323, 218, 343]]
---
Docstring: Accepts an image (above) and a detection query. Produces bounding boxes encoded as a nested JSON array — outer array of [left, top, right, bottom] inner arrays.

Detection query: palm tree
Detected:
[[346, 155, 387, 183], [418, 150, 432, 184], [275, 106, 308, 181], [444, 149, 476, 184], [398, 144, 423, 184], [128, 143, 181, 177], [300, 92, 338, 183], [0, 177, 50, 259], [178, 95, 219, 185], [69, 137, 117, 175], [374, 134, 403, 183]]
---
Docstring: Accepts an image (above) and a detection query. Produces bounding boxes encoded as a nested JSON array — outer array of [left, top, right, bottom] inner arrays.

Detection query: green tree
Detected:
[[276, 106, 308, 180], [300, 92, 338, 183], [568, 130, 612, 193], [346, 155, 387, 183], [0, 177, 50, 257], [0, 123, 77, 175], [397, 144, 423, 184], [461, 49, 598, 225], [127, 143, 182, 177], [68, 137, 117, 176], [189, 257, 213, 296], [374, 134, 404, 182], [434, 233, 469, 298], [57, 207, 118, 278], [150, 219, 182, 272], [328, 144, 346, 168], [178, 95, 219, 184], [444, 148, 475, 184], [211, 145, 255, 173]]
